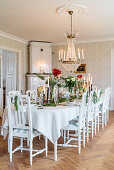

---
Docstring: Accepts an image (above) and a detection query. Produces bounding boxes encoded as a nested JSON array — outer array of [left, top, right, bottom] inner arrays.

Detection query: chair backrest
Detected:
[[9, 91, 21, 96], [78, 92, 87, 128], [26, 90, 37, 101], [7, 95, 32, 136], [87, 91, 94, 121], [92, 86, 98, 91], [103, 87, 111, 110]]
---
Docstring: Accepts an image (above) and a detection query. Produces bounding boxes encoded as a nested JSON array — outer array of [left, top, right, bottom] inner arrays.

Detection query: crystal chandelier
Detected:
[[56, 4, 88, 70]]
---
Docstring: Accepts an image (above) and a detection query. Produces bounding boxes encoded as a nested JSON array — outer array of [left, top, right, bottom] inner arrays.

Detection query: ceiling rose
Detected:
[[56, 4, 88, 16]]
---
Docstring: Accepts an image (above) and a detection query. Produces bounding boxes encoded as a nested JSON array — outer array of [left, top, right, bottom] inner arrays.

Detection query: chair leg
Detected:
[[20, 138, 23, 153], [83, 127, 85, 147], [98, 115, 99, 131], [61, 130, 63, 137], [91, 121, 93, 138], [64, 130, 66, 144], [9, 137, 13, 162], [95, 117, 96, 135], [105, 112, 107, 126], [67, 130, 69, 140], [30, 139, 33, 166], [87, 123, 89, 143], [107, 110, 109, 122], [102, 113, 104, 130], [8, 135, 10, 153], [27, 138, 29, 146], [45, 137, 48, 157], [78, 131, 81, 154]]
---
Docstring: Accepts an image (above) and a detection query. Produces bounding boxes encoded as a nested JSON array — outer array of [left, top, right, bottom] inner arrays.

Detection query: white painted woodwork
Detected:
[[29, 42, 52, 73], [6, 51, 17, 96], [0, 53, 3, 116], [7, 95, 47, 165], [26, 74, 48, 92], [111, 49, 114, 110]]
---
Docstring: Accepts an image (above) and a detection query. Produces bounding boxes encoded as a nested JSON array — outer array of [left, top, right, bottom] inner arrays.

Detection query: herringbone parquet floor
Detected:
[[0, 112, 114, 170]]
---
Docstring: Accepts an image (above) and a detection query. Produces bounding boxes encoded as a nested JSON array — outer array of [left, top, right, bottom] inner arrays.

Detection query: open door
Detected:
[[0, 53, 3, 117]]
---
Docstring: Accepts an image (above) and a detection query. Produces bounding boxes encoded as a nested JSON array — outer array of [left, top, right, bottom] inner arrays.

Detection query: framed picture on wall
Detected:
[[74, 64, 86, 73]]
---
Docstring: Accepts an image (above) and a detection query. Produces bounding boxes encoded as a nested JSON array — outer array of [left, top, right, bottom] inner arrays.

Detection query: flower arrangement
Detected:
[[92, 91, 98, 104], [52, 68, 61, 77], [77, 75, 83, 79], [65, 76, 76, 93], [77, 75, 83, 92]]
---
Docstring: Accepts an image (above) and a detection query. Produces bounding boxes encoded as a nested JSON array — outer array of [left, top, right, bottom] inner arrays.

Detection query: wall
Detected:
[[52, 40, 114, 92], [0, 35, 28, 93]]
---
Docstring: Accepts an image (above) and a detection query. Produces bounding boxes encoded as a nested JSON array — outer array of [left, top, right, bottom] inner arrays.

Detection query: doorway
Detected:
[[0, 49, 18, 117], [111, 49, 114, 110]]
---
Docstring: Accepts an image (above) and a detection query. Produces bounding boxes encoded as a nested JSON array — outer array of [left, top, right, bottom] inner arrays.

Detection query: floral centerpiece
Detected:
[[65, 76, 76, 95], [76, 75, 83, 93]]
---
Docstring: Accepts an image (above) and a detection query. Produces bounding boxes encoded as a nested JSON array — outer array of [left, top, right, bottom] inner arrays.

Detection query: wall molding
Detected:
[[0, 30, 114, 46], [0, 31, 28, 44], [52, 37, 114, 46]]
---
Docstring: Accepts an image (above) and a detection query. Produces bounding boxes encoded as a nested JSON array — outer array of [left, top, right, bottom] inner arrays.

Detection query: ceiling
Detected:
[[0, 0, 114, 43]]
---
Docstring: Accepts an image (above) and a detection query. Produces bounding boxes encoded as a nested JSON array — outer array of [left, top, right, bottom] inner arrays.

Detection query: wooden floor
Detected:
[[0, 112, 114, 170]]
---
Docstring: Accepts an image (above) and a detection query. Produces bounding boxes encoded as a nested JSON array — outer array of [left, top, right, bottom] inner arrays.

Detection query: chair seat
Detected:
[[62, 122, 78, 131], [69, 117, 79, 124], [13, 128, 41, 138]]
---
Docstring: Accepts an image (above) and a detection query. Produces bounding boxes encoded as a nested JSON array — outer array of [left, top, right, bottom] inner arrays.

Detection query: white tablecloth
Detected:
[[1, 105, 79, 144]]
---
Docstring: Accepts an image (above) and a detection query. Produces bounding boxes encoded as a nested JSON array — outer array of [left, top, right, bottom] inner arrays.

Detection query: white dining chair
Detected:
[[99, 87, 111, 129], [86, 91, 94, 142], [26, 90, 37, 101], [7, 94, 47, 165], [59, 93, 87, 154], [9, 90, 21, 95]]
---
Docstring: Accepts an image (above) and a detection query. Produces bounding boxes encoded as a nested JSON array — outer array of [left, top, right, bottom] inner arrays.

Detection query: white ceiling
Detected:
[[0, 0, 114, 43]]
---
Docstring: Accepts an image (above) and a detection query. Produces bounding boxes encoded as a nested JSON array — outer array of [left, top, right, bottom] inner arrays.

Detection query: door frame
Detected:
[[0, 53, 3, 115], [0, 45, 21, 91], [111, 49, 114, 110]]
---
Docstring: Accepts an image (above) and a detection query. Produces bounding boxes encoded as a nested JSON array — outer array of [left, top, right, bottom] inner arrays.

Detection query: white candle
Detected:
[[87, 78, 88, 84], [82, 49, 84, 60], [64, 51, 66, 61], [59, 51, 61, 61], [48, 76, 49, 87], [84, 77, 85, 85], [43, 86, 45, 94], [91, 77, 92, 85], [88, 73, 90, 81], [78, 49, 80, 59]]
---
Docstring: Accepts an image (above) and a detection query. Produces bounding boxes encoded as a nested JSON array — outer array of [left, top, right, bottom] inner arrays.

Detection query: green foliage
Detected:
[[36, 73, 45, 80], [43, 101, 56, 107], [86, 91, 89, 104], [65, 76, 76, 92], [58, 98, 68, 103], [100, 90, 103, 98], [92, 91, 98, 104], [14, 96, 18, 111]]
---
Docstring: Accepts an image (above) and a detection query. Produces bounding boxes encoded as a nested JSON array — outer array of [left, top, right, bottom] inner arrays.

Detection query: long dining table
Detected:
[[2, 104, 80, 161]]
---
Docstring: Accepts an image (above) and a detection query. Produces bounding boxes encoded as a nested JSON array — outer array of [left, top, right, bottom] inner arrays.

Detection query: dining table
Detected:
[[1, 103, 80, 161]]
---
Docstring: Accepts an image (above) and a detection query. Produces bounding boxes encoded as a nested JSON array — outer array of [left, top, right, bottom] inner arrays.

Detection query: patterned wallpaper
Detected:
[[52, 40, 114, 91], [0, 35, 28, 92]]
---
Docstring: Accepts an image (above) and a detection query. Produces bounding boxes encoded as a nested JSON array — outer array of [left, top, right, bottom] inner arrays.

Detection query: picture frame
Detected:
[[74, 64, 86, 73]]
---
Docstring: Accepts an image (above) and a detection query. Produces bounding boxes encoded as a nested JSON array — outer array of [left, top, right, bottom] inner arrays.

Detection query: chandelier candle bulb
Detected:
[[78, 49, 80, 59], [59, 51, 61, 61], [82, 49, 84, 60], [64, 51, 66, 61]]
